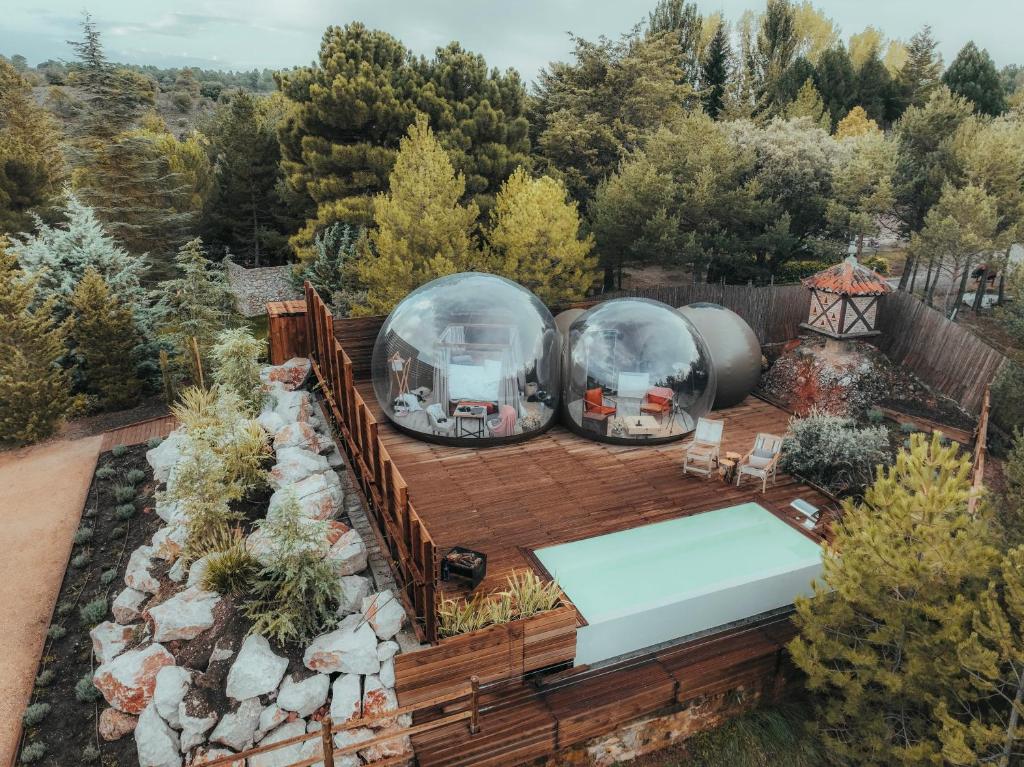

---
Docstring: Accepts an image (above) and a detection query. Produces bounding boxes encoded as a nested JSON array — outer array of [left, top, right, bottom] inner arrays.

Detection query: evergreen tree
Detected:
[[828, 128, 896, 255], [790, 434, 999, 766], [485, 168, 596, 305], [155, 238, 236, 381], [790, 2, 839, 65], [0, 61, 65, 233], [855, 50, 897, 124], [201, 91, 289, 265], [814, 46, 856, 127], [700, 21, 731, 118], [897, 26, 944, 111], [352, 116, 479, 316], [784, 79, 831, 130], [291, 223, 365, 316], [0, 241, 74, 443], [834, 105, 881, 138], [775, 56, 818, 107], [646, 0, 704, 85], [67, 268, 141, 409], [751, 0, 799, 113], [943, 41, 1007, 117], [998, 434, 1024, 549]]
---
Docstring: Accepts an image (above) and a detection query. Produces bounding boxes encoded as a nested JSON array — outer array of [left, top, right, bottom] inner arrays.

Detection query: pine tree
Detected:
[[752, 0, 799, 112], [898, 26, 944, 110], [290, 223, 365, 316], [700, 21, 731, 118], [855, 50, 896, 124], [485, 168, 596, 305], [828, 128, 895, 255], [211, 327, 265, 415], [647, 0, 704, 86], [790, 434, 1000, 766], [814, 46, 856, 127], [0, 60, 65, 233], [155, 238, 236, 381], [67, 268, 141, 409], [834, 105, 881, 138], [784, 78, 831, 130], [0, 241, 73, 443], [352, 116, 479, 316], [943, 41, 1007, 117]]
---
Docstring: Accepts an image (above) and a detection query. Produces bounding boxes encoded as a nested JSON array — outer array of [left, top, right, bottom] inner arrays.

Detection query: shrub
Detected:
[[19, 742, 45, 764], [95, 465, 115, 480], [55, 601, 74, 616], [22, 703, 50, 726], [71, 550, 91, 568], [112, 483, 135, 503], [438, 594, 495, 638], [34, 669, 55, 687], [171, 89, 193, 111], [81, 744, 100, 762], [110, 444, 127, 457], [684, 702, 823, 767], [780, 410, 891, 495], [100, 568, 117, 585], [125, 468, 147, 485], [203, 537, 260, 596], [504, 570, 561, 618], [241, 491, 339, 645], [73, 526, 94, 545], [114, 503, 137, 520], [862, 255, 889, 275], [147, 436, 164, 448], [110, 524, 127, 538], [438, 570, 562, 638], [74, 674, 101, 702], [79, 596, 107, 626], [992, 360, 1024, 435], [211, 327, 266, 414], [46, 624, 66, 640], [899, 421, 918, 434], [865, 408, 885, 424], [774, 259, 835, 284]]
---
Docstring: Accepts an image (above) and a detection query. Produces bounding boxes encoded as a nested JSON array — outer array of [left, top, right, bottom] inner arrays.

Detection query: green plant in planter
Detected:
[[100, 568, 118, 585], [81, 744, 100, 762], [71, 549, 92, 568], [114, 504, 136, 520], [79, 596, 107, 626], [22, 703, 50, 726], [865, 408, 885, 424], [95, 465, 115, 480], [125, 468, 146, 485], [147, 436, 163, 449], [19, 742, 46, 763], [899, 422, 918, 434], [73, 526, 94, 545], [34, 669, 55, 687], [202, 538, 260, 596], [112, 483, 135, 503], [110, 444, 127, 457], [74, 673, 101, 702], [46, 624, 66, 640]]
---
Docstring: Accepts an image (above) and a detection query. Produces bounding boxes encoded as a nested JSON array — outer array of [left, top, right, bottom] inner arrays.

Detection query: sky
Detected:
[[1, 0, 1020, 87]]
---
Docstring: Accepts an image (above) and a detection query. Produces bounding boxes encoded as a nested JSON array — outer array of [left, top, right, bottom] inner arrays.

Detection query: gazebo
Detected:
[[801, 256, 891, 339]]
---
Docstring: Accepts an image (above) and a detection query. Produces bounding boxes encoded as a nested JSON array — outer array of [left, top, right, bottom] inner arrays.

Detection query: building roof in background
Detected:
[[802, 255, 892, 296]]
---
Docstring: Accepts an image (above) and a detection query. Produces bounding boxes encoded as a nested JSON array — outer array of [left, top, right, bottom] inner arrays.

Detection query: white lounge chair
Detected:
[[683, 417, 724, 477], [736, 433, 784, 492], [426, 403, 453, 437]]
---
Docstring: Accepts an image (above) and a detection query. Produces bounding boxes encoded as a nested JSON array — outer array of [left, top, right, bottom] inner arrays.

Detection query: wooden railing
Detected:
[[968, 386, 992, 516], [202, 677, 480, 767], [303, 282, 440, 643]]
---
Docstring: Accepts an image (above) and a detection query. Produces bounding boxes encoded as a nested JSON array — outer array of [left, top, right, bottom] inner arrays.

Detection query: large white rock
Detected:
[[151, 524, 188, 562], [304, 614, 379, 675], [153, 666, 191, 729], [188, 747, 244, 767], [258, 410, 288, 436], [376, 640, 399, 662], [178, 694, 218, 752], [361, 590, 406, 641], [167, 558, 186, 583], [273, 389, 314, 425], [254, 703, 288, 743], [262, 358, 311, 391], [94, 643, 175, 714], [330, 727, 374, 767], [337, 575, 372, 616], [125, 545, 161, 594], [147, 430, 186, 483], [148, 587, 221, 643], [359, 726, 413, 763], [136, 704, 182, 767], [187, 555, 211, 588], [155, 499, 186, 525], [268, 446, 329, 489], [326, 524, 368, 577], [90, 621, 135, 664], [225, 634, 288, 701], [248, 720, 307, 767], [209, 697, 262, 752], [329, 674, 362, 724], [379, 657, 396, 689], [112, 587, 148, 624], [268, 472, 343, 522], [361, 674, 399, 725], [273, 421, 333, 455], [99, 707, 138, 741], [277, 673, 330, 718]]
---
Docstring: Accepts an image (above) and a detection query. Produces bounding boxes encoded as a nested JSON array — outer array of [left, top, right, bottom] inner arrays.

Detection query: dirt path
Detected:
[[0, 436, 101, 767]]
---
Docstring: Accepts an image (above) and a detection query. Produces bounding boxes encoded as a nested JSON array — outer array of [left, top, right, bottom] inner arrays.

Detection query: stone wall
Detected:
[[225, 258, 301, 317]]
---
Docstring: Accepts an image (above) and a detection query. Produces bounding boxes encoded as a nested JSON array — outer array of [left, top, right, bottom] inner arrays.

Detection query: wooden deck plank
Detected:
[[100, 415, 177, 451]]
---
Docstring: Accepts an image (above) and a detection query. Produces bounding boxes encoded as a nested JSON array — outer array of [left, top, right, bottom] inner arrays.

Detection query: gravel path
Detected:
[[0, 436, 102, 767]]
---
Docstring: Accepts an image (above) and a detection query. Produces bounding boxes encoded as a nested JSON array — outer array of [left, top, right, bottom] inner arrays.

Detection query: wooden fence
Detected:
[[873, 291, 1007, 415], [268, 300, 311, 364], [303, 283, 440, 643]]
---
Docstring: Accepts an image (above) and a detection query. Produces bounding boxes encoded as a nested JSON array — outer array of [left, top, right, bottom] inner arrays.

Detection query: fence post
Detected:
[[321, 715, 335, 767], [469, 676, 481, 735]]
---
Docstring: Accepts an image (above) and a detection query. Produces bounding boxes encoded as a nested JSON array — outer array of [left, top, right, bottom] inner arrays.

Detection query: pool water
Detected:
[[535, 501, 823, 664]]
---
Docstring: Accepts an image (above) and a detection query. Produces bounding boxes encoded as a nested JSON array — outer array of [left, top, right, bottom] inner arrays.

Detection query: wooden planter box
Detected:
[[394, 605, 578, 706]]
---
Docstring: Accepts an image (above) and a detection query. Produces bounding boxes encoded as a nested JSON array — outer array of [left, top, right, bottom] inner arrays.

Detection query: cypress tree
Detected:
[[67, 268, 142, 409], [897, 26, 944, 110], [0, 241, 74, 443], [943, 41, 1007, 117], [700, 21, 731, 118]]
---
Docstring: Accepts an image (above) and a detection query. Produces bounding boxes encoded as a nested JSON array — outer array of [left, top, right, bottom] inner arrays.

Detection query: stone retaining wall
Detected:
[[225, 258, 301, 317]]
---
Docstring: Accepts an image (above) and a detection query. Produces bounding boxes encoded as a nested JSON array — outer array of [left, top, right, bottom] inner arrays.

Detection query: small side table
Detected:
[[719, 458, 737, 484]]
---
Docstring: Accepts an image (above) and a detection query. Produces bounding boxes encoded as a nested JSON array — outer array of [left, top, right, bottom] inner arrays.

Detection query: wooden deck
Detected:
[[358, 384, 836, 597], [99, 415, 177, 451]]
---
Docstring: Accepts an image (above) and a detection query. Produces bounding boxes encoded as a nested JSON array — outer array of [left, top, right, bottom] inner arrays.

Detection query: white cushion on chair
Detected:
[[746, 455, 772, 469]]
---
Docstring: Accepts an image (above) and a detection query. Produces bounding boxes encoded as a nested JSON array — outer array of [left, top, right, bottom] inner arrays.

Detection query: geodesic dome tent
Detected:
[[371, 272, 561, 445], [563, 298, 716, 444]]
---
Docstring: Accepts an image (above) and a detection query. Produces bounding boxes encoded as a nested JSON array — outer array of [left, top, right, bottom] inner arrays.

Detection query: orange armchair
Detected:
[[640, 386, 673, 416], [584, 387, 616, 416]]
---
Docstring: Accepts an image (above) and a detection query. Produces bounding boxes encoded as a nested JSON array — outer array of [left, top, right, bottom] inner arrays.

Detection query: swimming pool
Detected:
[[534, 502, 823, 665]]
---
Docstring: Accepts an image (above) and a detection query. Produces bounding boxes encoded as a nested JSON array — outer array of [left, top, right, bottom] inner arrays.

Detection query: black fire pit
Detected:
[[441, 546, 487, 589]]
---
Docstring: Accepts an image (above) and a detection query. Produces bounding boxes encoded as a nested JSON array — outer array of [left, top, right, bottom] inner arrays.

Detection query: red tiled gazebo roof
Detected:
[[802, 255, 892, 296]]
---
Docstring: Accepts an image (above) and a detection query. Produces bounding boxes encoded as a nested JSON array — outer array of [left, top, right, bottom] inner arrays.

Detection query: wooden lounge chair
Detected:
[[736, 433, 784, 492], [683, 417, 724, 477]]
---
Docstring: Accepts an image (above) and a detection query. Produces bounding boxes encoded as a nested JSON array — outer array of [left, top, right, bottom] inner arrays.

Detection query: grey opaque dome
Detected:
[[678, 303, 761, 409], [564, 298, 716, 444], [370, 272, 560, 446], [554, 308, 586, 337]]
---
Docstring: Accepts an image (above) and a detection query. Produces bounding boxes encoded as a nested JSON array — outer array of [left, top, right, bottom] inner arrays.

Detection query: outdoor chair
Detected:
[[426, 403, 453, 437], [584, 387, 616, 416], [640, 386, 674, 421], [736, 433, 784, 492], [682, 417, 724, 477]]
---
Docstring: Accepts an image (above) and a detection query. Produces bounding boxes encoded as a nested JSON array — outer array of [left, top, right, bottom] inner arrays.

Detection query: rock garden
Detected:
[[17, 335, 415, 767]]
